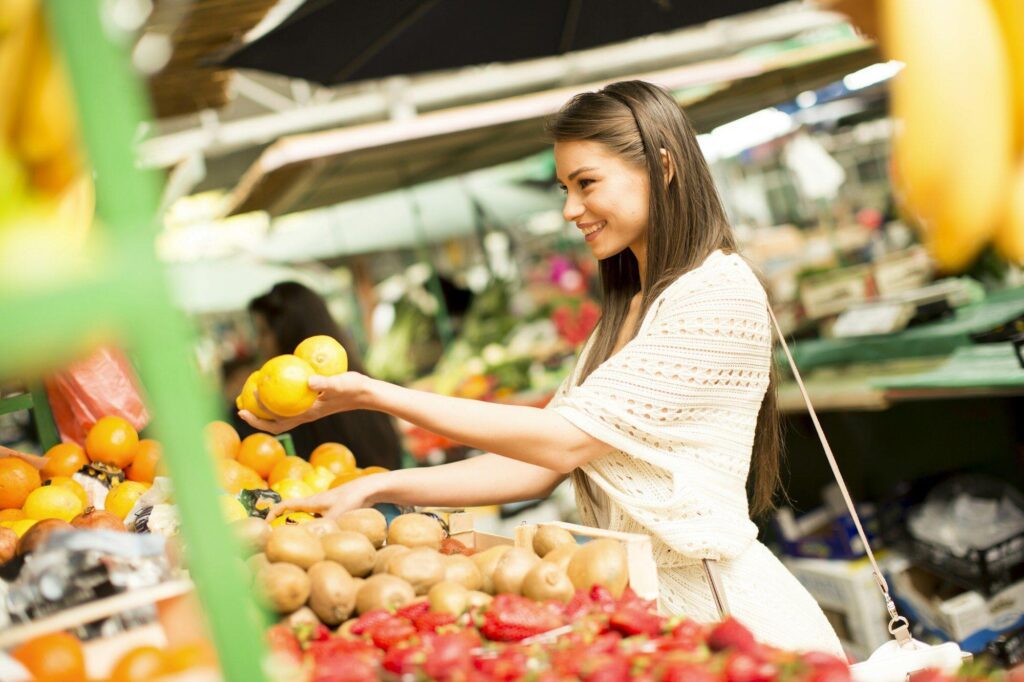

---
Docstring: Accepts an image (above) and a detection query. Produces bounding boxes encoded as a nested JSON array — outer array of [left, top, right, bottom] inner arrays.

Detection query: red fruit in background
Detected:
[[725, 652, 778, 682], [422, 632, 477, 681], [589, 584, 617, 613], [349, 609, 391, 635], [564, 589, 594, 619], [396, 600, 431, 621], [415, 610, 457, 632], [481, 594, 565, 642], [670, 619, 708, 651], [312, 653, 379, 682], [801, 651, 851, 682], [909, 670, 951, 682], [708, 617, 759, 655], [266, 624, 302, 663], [474, 646, 530, 682], [382, 641, 425, 675], [609, 603, 666, 637], [369, 617, 417, 650], [582, 653, 631, 682], [662, 662, 719, 682], [440, 536, 474, 556]]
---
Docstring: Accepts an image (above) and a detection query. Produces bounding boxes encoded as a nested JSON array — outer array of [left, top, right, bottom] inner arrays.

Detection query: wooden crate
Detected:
[[440, 510, 514, 552], [513, 521, 660, 602]]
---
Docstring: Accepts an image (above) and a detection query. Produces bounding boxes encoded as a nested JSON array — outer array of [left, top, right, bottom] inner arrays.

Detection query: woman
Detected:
[[242, 82, 843, 656], [248, 282, 402, 471]]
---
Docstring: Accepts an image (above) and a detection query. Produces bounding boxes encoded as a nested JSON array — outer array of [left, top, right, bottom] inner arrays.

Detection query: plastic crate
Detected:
[[895, 529, 1024, 598]]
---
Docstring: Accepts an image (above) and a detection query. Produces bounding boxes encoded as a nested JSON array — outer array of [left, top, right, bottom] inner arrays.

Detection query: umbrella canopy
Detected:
[[222, 0, 787, 85]]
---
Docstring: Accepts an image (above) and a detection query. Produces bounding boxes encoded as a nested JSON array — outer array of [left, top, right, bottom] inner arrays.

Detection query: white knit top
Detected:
[[549, 250, 845, 656]]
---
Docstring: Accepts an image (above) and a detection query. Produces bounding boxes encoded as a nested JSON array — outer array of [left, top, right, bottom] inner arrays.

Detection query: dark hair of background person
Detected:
[[546, 80, 783, 517], [248, 281, 403, 470]]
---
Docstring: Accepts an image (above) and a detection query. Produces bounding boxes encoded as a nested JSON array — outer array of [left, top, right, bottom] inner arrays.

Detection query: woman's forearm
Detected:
[[363, 379, 608, 474], [364, 453, 566, 508]]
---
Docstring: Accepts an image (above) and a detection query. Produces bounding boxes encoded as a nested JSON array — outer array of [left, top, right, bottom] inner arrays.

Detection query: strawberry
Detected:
[[422, 632, 477, 681], [582, 652, 631, 682], [565, 589, 595, 619], [266, 623, 302, 663], [800, 651, 851, 682], [725, 652, 778, 682], [661, 661, 719, 682], [708, 618, 758, 655], [609, 603, 665, 637], [369, 616, 418, 650], [670, 619, 708, 651], [909, 670, 951, 682], [382, 640, 426, 675], [416, 609, 458, 632], [474, 646, 530, 682], [311, 654, 379, 682], [349, 608, 392, 636], [309, 639, 382, 682], [481, 594, 565, 642], [589, 585, 618, 613], [397, 599, 432, 621]]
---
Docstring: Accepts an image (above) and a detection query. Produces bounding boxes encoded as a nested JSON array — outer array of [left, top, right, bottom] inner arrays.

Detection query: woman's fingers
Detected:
[[237, 410, 296, 434], [266, 496, 327, 521]]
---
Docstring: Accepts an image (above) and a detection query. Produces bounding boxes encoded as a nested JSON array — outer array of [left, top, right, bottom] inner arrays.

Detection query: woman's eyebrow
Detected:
[[557, 166, 598, 184]]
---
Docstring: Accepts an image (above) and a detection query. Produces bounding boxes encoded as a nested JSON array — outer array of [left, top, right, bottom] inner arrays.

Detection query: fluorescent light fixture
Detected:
[[843, 60, 905, 91], [702, 108, 794, 160], [796, 90, 818, 109]]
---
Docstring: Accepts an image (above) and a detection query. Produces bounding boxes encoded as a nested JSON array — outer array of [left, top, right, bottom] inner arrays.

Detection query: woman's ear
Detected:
[[660, 148, 675, 186]]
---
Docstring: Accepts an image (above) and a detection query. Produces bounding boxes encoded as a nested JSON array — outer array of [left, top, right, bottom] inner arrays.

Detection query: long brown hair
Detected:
[[546, 81, 783, 517]]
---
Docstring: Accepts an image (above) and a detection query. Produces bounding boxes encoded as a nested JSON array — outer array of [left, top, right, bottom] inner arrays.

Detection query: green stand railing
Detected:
[[0, 384, 60, 450], [0, 3, 268, 680]]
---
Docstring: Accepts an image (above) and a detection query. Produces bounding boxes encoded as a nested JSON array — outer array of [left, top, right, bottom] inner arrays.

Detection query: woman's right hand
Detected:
[[266, 474, 380, 521]]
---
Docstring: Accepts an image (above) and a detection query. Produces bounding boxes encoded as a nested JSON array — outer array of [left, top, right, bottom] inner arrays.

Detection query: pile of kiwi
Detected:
[[235, 512, 631, 630]]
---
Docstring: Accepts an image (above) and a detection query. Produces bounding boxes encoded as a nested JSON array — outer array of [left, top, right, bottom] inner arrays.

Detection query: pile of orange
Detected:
[[11, 631, 86, 682], [236, 335, 348, 421]]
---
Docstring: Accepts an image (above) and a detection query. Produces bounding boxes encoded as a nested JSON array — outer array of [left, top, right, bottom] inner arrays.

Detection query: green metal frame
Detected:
[[0, 3, 267, 680]]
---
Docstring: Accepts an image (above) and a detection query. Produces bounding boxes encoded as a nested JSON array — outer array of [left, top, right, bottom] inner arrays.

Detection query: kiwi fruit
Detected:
[[284, 606, 320, 629], [443, 554, 483, 591], [373, 544, 409, 574], [265, 525, 325, 569], [18, 519, 73, 556], [465, 591, 493, 609], [355, 574, 415, 614], [388, 547, 446, 595], [246, 552, 271, 580], [337, 508, 388, 548], [542, 543, 579, 571], [471, 545, 513, 594], [233, 517, 270, 556], [428, 581, 469, 616], [387, 513, 444, 550], [533, 525, 576, 558], [522, 561, 575, 603], [321, 531, 376, 577], [308, 560, 357, 626], [492, 548, 541, 595], [256, 563, 310, 614], [0, 527, 16, 564], [304, 517, 340, 538], [567, 539, 629, 598]]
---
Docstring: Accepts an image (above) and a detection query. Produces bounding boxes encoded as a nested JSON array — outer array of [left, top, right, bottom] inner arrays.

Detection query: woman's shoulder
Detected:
[[660, 250, 767, 305]]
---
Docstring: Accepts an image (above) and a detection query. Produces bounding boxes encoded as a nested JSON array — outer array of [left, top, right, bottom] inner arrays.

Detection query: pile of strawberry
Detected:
[[265, 586, 980, 682]]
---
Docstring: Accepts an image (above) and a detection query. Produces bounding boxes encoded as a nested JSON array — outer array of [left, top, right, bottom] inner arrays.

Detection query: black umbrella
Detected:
[[222, 0, 787, 86]]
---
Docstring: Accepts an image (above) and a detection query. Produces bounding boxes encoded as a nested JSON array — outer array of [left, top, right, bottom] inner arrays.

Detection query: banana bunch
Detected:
[[883, 0, 1024, 270], [0, 0, 94, 290]]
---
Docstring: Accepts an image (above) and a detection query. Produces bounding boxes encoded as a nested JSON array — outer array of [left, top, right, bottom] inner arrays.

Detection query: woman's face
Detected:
[[554, 140, 650, 262], [252, 313, 279, 360]]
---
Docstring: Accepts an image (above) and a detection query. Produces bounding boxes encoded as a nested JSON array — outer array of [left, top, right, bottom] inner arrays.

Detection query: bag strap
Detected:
[[767, 305, 912, 645], [703, 558, 731, 619]]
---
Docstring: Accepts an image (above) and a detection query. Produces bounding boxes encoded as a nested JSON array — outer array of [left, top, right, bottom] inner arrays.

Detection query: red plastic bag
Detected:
[[45, 346, 150, 445]]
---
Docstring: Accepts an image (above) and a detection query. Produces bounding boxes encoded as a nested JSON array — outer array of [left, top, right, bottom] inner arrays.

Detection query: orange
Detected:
[[12, 631, 86, 682], [268, 456, 313, 487], [257, 355, 317, 417], [41, 442, 88, 478], [23, 485, 84, 522], [329, 470, 363, 488], [2, 518, 38, 538], [235, 371, 276, 420], [45, 476, 88, 508], [204, 421, 241, 459], [0, 458, 41, 510], [236, 434, 286, 478], [0, 508, 25, 521], [85, 416, 139, 469], [295, 335, 348, 376], [109, 645, 167, 682], [105, 481, 149, 520], [361, 466, 389, 476], [126, 439, 163, 483], [270, 479, 314, 500], [218, 460, 266, 494], [164, 641, 218, 673], [310, 442, 357, 475]]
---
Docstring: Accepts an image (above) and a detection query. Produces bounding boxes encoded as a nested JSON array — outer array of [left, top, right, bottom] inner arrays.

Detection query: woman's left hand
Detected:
[[238, 372, 372, 434]]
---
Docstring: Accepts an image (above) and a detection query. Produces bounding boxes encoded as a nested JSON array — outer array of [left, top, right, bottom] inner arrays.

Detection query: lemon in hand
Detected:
[[257, 355, 317, 417], [236, 371, 276, 420], [295, 335, 348, 376]]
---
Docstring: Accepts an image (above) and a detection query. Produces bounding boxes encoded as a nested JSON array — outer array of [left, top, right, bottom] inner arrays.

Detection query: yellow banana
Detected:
[[992, 0, 1024, 152], [994, 162, 1024, 265], [883, 0, 1014, 272]]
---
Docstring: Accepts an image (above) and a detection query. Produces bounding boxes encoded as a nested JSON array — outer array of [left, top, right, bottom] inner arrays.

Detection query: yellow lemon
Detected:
[[1, 518, 38, 538], [22, 485, 84, 522], [303, 466, 335, 493], [105, 481, 149, 520], [45, 476, 88, 508], [295, 335, 348, 376], [361, 466, 389, 476], [329, 470, 363, 489], [257, 355, 317, 417], [220, 496, 248, 523], [270, 479, 314, 501], [236, 371, 276, 421], [270, 511, 316, 527]]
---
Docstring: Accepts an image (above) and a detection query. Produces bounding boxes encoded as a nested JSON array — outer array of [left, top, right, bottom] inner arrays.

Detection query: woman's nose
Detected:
[[563, 194, 584, 222]]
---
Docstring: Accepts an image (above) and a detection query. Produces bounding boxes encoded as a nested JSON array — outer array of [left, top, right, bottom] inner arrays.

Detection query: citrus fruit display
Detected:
[[257, 354, 317, 417], [217, 459, 266, 495], [85, 416, 139, 469], [0, 508, 26, 522], [220, 495, 248, 523], [105, 481, 149, 520], [204, 420, 241, 459], [236, 370, 276, 420], [268, 456, 313, 487], [23, 485, 84, 522], [236, 433, 286, 478], [361, 466, 389, 476], [271, 479, 315, 500], [294, 334, 348, 376], [126, 438, 163, 483], [303, 466, 335, 493], [270, 511, 316, 527], [11, 632, 86, 682], [44, 476, 88, 508], [109, 645, 167, 682], [40, 441, 88, 478], [310, 442, 356, 475], [329, 470, 363, 489], [0, 458, 41, 509], [1, 518, 38, 538]]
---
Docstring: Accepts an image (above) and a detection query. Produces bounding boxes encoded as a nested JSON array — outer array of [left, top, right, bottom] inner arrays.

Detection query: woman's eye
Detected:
[[558, 185, 568, 194], [578, 179, 593, 189]]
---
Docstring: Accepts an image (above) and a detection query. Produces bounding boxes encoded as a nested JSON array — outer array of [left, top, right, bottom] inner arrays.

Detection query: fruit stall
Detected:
[[2, 1, 1024, 682]]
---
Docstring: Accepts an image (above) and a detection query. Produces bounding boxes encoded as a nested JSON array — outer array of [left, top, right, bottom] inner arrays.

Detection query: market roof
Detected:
[[223, 36, 877, 218]]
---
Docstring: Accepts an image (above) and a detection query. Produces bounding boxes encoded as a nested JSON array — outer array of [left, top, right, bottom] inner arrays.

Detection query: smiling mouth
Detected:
[[580, 221, 605, 242]]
